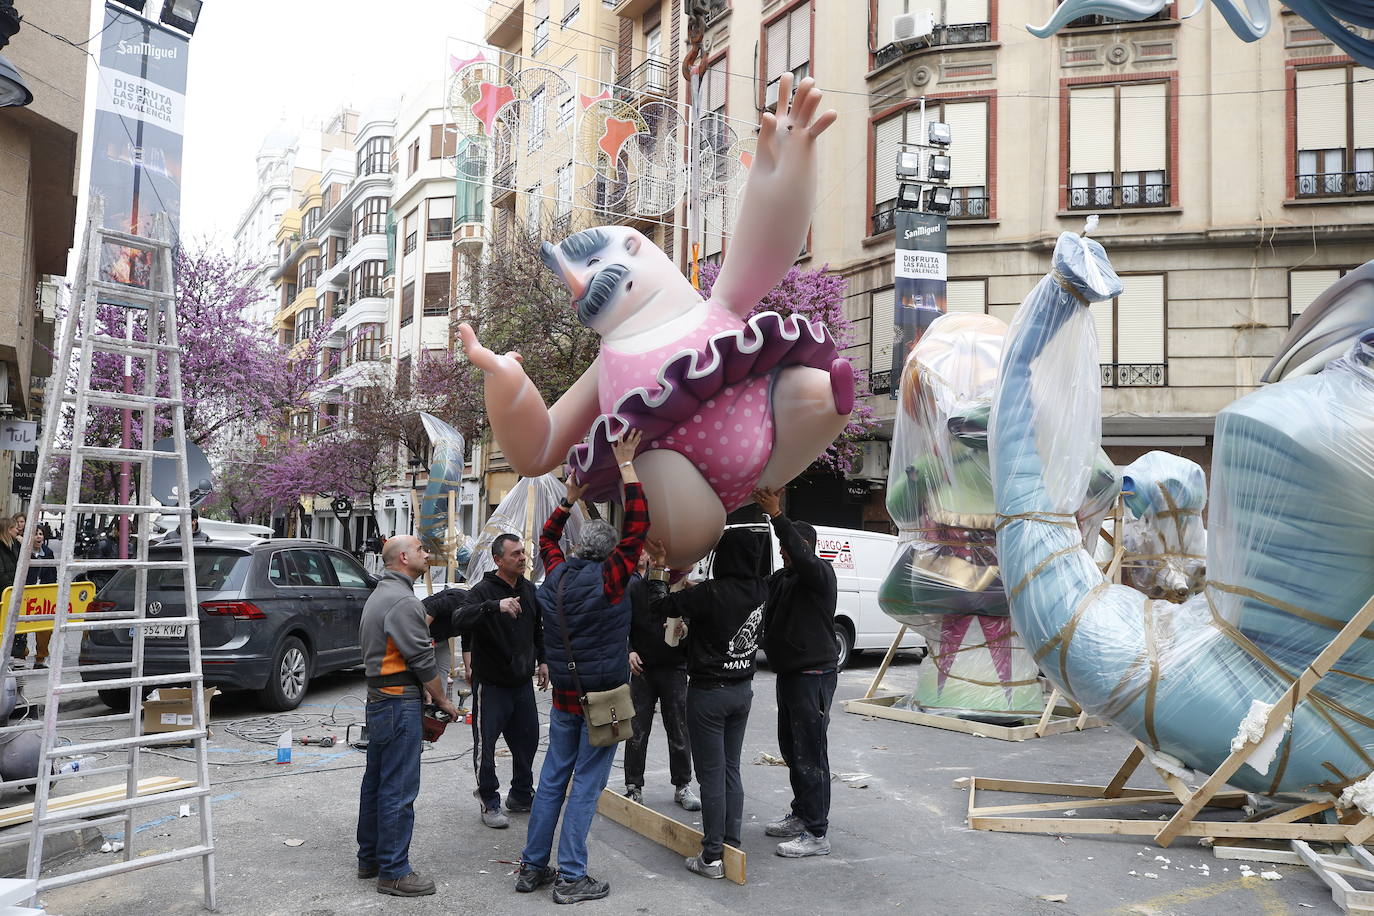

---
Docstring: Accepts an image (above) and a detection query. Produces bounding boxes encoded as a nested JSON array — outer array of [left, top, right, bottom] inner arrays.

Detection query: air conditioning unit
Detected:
[[892, 10, 934, 47], [845, 440, 891, 481]]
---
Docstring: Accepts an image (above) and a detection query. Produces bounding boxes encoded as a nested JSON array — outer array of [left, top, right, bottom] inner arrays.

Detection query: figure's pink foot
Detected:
[[829, 358, 855, 415]]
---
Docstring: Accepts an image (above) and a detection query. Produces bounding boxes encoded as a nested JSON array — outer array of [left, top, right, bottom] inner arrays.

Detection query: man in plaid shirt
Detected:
[[515, 431, 650, 905]]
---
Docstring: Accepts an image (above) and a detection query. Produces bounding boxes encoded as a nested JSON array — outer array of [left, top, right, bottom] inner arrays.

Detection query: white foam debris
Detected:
[[1230, 699, 1291, 775], [1338, 773, 1374, 817], [1143, 872, 1158, 879], [1260, 871, 1282, 880]]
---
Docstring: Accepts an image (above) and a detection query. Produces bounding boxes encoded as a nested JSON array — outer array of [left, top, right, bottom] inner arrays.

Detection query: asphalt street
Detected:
[[19, 651, 1346, 915]]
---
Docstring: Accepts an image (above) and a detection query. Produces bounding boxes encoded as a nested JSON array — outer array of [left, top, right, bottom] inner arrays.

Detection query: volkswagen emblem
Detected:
[[147, 601, 163, 617]]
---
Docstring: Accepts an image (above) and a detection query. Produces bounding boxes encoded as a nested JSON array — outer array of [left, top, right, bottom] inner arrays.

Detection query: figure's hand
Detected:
[[645, 536, 667, 568], [498, 597, 521, 618], [753, 487, 783, 518], [536, 663, 549, 691], [564, 474, 589, 505], [629, 651, 644, 676], [754, 74, 837, 178], [611, 428, 642, 466], [458, 323, 525, 375]]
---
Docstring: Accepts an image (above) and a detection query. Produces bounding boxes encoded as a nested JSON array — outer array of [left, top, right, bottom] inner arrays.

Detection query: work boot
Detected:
[[776, 831, 831, 858], [765, 812, 804, 837], [357, 862, 379, 880], [505, 796, 532, 813], [684, 854, 724, 879], [514, 863, 557, 893], [551, 874, 610, 904], [482, 805, 510, 829], [624, 785, 643, 805], [674, 785, 701, 812], [377, 871, 437, 897]]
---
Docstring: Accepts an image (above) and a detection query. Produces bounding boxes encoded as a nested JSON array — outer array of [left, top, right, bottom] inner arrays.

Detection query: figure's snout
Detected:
[[540, 241, 591, 300]]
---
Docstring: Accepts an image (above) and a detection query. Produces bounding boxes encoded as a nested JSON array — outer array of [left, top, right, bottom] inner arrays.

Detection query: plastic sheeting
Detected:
[[1119, 451, 1207, 602], [989, 231, 1374, 795], [465, 473, 587, 584], [877, 313, 1118, 715]]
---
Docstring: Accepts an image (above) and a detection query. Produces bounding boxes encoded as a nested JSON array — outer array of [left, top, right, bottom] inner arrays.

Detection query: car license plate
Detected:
[[143, 624, 185, 639]]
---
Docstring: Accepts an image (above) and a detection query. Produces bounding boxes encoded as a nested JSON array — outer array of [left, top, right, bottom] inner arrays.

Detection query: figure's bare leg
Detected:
[[635, 448, 727, 569], [757, 363, 852, 490]]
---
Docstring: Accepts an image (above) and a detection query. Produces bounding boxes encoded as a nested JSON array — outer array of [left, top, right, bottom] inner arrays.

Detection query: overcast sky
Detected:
[[81, 0, 487, 249]]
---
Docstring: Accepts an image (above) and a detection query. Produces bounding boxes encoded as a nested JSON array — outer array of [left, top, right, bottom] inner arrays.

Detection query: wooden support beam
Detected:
[[0, 777, 194, 829], [843, 696, 1105, 741], [863, 626, 906, 701], [596, 788, 746, 885], [1104, 745, 1145, 798]]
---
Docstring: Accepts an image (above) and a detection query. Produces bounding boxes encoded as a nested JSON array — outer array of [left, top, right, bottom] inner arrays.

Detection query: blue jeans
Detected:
[[521, 707, 617, 881], [357, 697, 423, 880]]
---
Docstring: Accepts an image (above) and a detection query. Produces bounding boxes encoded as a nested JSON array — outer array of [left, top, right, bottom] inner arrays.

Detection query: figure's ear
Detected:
[[624, 233, 641, 256]]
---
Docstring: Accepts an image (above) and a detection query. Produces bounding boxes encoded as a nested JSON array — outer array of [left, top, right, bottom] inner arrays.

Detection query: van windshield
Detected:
[[102, 551, 250, 593]]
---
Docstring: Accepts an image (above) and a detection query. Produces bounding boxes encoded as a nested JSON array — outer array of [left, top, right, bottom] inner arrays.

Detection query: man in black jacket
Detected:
[[622, 559, 699, 813], [645, 529, 768, 880], [754, 487, 838, 859], [424, 534, 547, 830]]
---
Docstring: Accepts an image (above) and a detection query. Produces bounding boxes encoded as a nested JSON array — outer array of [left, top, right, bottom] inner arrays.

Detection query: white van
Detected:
[[696, 523, 927, 670]]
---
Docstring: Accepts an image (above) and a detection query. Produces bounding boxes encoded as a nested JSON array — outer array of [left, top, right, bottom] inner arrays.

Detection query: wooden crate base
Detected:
[[595, 788, 746, 884], [843, 694, 1108, 742]]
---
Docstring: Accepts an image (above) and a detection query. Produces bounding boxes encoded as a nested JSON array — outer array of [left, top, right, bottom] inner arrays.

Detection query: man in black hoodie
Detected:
[[645, 528, 768, 880], [754, 487, 838, 859], [424, 534, 547, 830]]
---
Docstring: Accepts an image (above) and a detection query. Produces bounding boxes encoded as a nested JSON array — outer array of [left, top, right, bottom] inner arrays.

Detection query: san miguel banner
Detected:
[[890, 210, 949, 391], [91, 3, 189, 289]]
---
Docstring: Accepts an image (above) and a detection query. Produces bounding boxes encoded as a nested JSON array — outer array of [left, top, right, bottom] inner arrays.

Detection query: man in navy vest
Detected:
[[514, 431, 648, 905]]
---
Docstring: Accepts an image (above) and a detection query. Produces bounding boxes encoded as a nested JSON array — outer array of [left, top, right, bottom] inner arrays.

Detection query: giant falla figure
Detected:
[[460, 76, 852, 569]]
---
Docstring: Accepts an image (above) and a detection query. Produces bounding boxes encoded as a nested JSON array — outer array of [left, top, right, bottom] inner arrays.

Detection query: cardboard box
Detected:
[[141, 687, 220, 743]]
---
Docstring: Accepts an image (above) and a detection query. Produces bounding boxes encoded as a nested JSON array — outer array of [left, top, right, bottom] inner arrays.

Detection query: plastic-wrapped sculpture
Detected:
[[418, 412, 472, 571], [1029, 1, 1374, 69], [466, 473, 587, 583], [1119, 451, 1207, 603], [459, 75, 851, 569], [877, 313, 1118, 716], [990, 234, 1374, 794]]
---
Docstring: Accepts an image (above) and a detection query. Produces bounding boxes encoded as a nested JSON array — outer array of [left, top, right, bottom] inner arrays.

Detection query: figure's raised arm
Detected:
[[458, 323, 601, 475], [709, 74, 837, 318]]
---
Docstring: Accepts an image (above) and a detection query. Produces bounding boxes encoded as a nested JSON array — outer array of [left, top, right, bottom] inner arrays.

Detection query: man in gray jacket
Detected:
[[357, 535, 459, 897]]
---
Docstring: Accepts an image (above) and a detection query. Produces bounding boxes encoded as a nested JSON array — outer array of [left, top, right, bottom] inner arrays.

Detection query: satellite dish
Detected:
[[150, 438, 214, 507]]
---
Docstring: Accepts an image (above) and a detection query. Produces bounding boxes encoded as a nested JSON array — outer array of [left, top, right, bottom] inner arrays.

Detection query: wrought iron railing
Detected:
[[1067, 9, 1170, 27], [1100, 363, 1167, 387], [871, 207, 897, 236], [874, 22, 991, 68], [493, 161, 515, 193], [870, 370, 893, 395], [1069, 182, 1170, 209], [949, 196, 988, 219], [617, 59, 670, 100], [1296, 170, 1374, 198]]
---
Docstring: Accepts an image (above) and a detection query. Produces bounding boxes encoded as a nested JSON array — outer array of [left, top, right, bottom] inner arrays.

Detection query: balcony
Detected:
[[870, 370, 893, 395], [1100, 363, 1167, 387], [1066, 9, 1169, 28], [552, 212, 572, 236], [873, 22, 992, 69], [1068, 180, 1170, 210], [492, 161, 516, 203], [616, 59, 670, 104], [484, 0, 522, 47], [871, 206, 897, 236], [949, 195, 988, 220], [1296, 169, 1374, 198]]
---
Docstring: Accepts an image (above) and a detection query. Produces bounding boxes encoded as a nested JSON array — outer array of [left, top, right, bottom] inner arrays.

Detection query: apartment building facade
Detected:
[[489, 0, 1374, 531]]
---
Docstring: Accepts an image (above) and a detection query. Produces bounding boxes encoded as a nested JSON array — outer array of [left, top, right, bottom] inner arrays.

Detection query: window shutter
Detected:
[[1119, 83, 1166, 172], [766, 19, 788, 82], [1296, 68, 1347, 151], [1088, 300, 1114, 365], [704, 59, 726, 112], [789, 5, 810, 69], [945, 279, 986, 314], [704, 192, 725, 256], [1290, 269, 1342, 317], [944, 101, 987, 186], [1115, 275, 1165, 364], [1069, 87, 1116, 173], [423, 272, 449, 311], [871, 287, 896, 371], [1354, 68, 1374, 149], [873, 115, 903, 205], [944, 0, 988, 25]]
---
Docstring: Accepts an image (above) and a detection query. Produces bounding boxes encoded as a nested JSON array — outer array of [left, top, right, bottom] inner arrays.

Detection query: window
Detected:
[[353, 196, 388, 240], [288, 549, 336, 587], [701, 56, 730, 260], [350, 323, 383, 364], [557, 93, 574, 130], [427, 197, 454, 239], [1090, 274, 1167, 387], [331, 236, 347, 265], [642, 25, 666, 92], [408, 138, 421, 176], [1295, 66, 1374, 197], [358, 136, 390, 176], [561, 2, 579, 26], [1068, 82, 1170, 210], [303, 206, 322, 236], [945, 279, 987, 314], [764, 3, 810, 110], [295, 306, 318, 343], [872, 99, 989, 233], [328, 552, 368, 588], [869, 286, 895, 392], [1289, 268, 1345, 325], [423, 272, 450, 316], [533, 18, 549, 55], [527, 184, 542, 233], [528, 88, 547, 152], [400, 281, 415, 328], [398, 355, 412, 396], [351, 259, 386, 300], [598, 45, 616, 87], [555, 165, 573, 218], [297, 255, 320, 288], [429, 123, 458, 159]]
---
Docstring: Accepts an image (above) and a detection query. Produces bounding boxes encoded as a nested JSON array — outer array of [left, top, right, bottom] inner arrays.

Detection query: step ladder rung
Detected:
[[90, 280, 175, 302], [0, 710, 135, 736], [48, 730, 209, 759], [53, 447, 177, 463], [77, 334, 182, 354], [60, 615, 200, 633], [38, 812, 130, 836], [63, 392, 184, 411], [37, 843, 215, 893], [94, 227, 173, 251], [48, 762, 133, 784], [53, 671, 203, 695], [66, 559, 186, 570], [35, 785, 211, 829], [70, 503, 191, 515]]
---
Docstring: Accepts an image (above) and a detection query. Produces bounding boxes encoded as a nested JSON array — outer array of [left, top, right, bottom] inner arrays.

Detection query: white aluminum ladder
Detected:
[[1, 204, 216, 908]]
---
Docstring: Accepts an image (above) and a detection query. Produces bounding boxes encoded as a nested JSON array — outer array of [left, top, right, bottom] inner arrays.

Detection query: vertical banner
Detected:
[[91, 4, 189, 288], [890, 210, 948, 391]]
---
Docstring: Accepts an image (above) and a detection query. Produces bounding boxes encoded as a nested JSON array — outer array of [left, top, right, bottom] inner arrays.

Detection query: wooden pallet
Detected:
[[843, 693, 1106, 741], [595, 788, 746, 884]]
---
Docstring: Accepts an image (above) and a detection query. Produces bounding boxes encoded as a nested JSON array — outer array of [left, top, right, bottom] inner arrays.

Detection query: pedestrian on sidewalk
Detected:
[[356, 535, 459, 898], [644, 529, 767, 879], [1, 517, 23, 664], [753, 487, 838, 859], [424, 534, 548, 830], [514, 430, 648, 906], [621, 553, 698, 814], [26, 527, 56, 668]]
